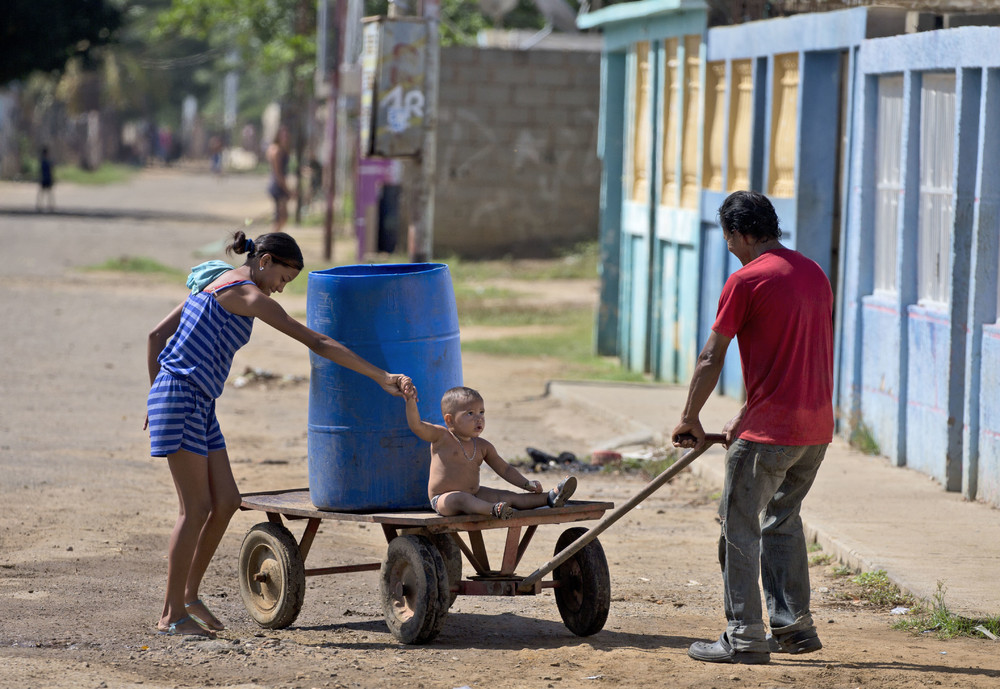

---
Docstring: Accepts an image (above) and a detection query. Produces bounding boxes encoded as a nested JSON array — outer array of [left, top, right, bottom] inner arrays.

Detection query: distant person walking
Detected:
[[209, 135, 224, 177], [267, 125, 292, 231], [672, 190, 833, 665], [36, 147, 54, 212]]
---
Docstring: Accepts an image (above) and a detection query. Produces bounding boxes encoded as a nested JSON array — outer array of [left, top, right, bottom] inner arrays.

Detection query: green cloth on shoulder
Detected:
[[187, 260, 235, 294]]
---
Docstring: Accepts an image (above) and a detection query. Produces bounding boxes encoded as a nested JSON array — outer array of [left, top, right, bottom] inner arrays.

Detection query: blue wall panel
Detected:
[[978, 326, 1000, 505], [595, 52, 627, 357], [653, 207, 700, 382], [904, 307, 952, 484], [859, 296, 902, 460], [655, 239, 678, 380], [622, 199, 651, 372], [963, 69, 1000, 500]]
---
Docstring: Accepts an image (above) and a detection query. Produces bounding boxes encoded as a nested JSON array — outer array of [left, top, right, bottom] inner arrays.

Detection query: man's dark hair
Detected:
[[717, 191, 782, 241]]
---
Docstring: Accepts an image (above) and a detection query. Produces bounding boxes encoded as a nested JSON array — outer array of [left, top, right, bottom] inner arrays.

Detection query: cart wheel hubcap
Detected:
[[247, 548, 282, 612], [390, 562, 417, 621]]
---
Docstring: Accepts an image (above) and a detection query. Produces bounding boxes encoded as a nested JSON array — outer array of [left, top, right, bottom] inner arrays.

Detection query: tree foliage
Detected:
[[2, 0, 124, 85], [153, 0, 316, 80]]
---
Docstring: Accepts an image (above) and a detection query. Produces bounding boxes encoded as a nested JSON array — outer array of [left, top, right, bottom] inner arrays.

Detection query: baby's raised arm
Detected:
[[482, 442, 542, 492], [403, 383, 445, 443]]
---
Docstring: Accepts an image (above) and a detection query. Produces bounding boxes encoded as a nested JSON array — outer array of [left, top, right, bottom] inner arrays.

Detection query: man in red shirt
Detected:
[[672, 191, 833, 664]]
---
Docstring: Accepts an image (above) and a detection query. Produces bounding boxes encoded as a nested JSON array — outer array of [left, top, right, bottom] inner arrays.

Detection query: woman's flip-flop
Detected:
[[157, 615, 216, 639], [185, 599, 225, 631]]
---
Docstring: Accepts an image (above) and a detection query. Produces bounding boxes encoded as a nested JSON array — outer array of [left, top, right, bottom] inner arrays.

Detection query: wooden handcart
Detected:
[[238, 489, 614, 644]]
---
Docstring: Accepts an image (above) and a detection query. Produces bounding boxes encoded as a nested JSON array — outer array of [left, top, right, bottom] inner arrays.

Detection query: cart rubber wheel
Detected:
[[553, 526, 611, 636], [429, 533, 462, 607], [380, 534, 449, 644], [238, 522, 305, 629]]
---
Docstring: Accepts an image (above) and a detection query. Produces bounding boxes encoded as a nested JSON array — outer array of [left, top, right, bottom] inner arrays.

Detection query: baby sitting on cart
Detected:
[[403, 384, 576, 519]]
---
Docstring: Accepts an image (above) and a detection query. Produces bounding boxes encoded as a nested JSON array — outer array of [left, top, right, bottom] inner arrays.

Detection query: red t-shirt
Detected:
[[712, 248, 834, 446]]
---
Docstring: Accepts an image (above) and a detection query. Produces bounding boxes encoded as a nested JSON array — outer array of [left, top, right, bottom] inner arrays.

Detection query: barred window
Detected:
[[873, 75, 903, 295], [917, 73, 956, 308]]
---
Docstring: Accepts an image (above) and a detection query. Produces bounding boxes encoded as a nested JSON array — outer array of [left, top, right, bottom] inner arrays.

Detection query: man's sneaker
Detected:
[[766, 630, 823, 654], [688, 634, 770, 665]]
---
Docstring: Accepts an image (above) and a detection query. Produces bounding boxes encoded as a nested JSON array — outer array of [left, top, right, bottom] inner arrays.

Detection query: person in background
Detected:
[[266, 125, 292, 231], [37, 147, 55, 212], [209, 135, 224, 177]]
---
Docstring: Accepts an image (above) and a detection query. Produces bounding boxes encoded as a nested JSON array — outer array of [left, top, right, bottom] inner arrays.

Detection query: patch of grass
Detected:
[[847, 570, 914, 608], [808, 542, 823, 553], [57, 163, 136, 186], [607, 451, 679, 480], [442, 242, 599, 282], [809, 553, 835, 567], [453, 282, 519, 302], [831, 564, 854, 577], [85, 256, 185, 279], [848, 416, 881, 455], [459, 302, 586, 328], [454, 282, 588, 328], [461, 307, 647, 382], [891, 584, 1000, 640]]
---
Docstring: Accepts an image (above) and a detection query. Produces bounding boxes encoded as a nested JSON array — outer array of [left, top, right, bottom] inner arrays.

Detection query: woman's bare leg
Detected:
[[182, 447, 241, 630], [159, 450, 214, 636]]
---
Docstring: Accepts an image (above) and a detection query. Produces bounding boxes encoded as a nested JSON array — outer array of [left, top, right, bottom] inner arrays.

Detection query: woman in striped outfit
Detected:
[[146, 230, 411, 637]]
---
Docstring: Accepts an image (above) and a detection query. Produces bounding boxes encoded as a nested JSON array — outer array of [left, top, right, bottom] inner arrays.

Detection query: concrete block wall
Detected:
[[434, 45, 602, 258]]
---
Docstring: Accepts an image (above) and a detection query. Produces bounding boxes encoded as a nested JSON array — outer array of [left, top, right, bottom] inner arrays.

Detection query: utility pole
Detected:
[[322, 0, 348, 261], [410, 0, 440, 263]]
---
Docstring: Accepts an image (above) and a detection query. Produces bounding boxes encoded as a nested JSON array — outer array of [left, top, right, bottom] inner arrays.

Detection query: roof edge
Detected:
[[577, 0, 708, 30]]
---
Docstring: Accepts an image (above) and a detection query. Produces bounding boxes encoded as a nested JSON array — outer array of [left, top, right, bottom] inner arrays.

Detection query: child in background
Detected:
[[37, 147, 54, 212], [404, 384, 576, 519]]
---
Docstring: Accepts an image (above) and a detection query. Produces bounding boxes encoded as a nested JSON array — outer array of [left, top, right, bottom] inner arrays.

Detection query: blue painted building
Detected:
[[839, 27, 1000, 504], [583, 3, 1000, 505], [581, 0, 710, 380]]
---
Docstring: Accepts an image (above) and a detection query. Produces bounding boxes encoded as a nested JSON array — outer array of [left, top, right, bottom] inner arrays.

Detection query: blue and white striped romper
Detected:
[[147, 280, 255, 457]]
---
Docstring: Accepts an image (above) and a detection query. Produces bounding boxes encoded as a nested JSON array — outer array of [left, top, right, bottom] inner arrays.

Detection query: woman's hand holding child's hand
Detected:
[[401, 380, 418, 401], [382, 374, 412, 397]]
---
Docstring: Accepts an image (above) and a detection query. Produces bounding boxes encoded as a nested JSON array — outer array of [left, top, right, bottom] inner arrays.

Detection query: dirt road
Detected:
[[1, 170, 997, 689]]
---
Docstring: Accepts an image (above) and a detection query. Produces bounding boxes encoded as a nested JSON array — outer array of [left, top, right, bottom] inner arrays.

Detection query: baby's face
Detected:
[[449, 401, 485, 439]]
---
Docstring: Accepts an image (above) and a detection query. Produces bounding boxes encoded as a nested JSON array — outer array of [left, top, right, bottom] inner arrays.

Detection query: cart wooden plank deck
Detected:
[[237, 488, 615, 643]]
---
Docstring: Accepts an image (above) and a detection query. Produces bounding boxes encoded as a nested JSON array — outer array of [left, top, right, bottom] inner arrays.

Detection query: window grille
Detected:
[[874, 76, 903, 295], [917, 73, 956, 308]]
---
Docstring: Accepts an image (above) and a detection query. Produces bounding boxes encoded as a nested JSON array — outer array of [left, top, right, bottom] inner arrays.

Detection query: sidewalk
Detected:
[[547, 380, 1000, 618]]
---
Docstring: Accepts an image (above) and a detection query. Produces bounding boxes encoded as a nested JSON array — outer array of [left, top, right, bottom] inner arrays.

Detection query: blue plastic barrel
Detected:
[[306, 263, 462, 511]]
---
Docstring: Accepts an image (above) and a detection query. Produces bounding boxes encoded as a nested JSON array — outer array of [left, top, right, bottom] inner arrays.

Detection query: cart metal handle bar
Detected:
[[516, 433, 727, 594]]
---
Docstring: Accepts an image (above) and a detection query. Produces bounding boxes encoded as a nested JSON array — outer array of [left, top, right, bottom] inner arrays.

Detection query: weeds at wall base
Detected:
[[892, 583, 1000, 640]]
